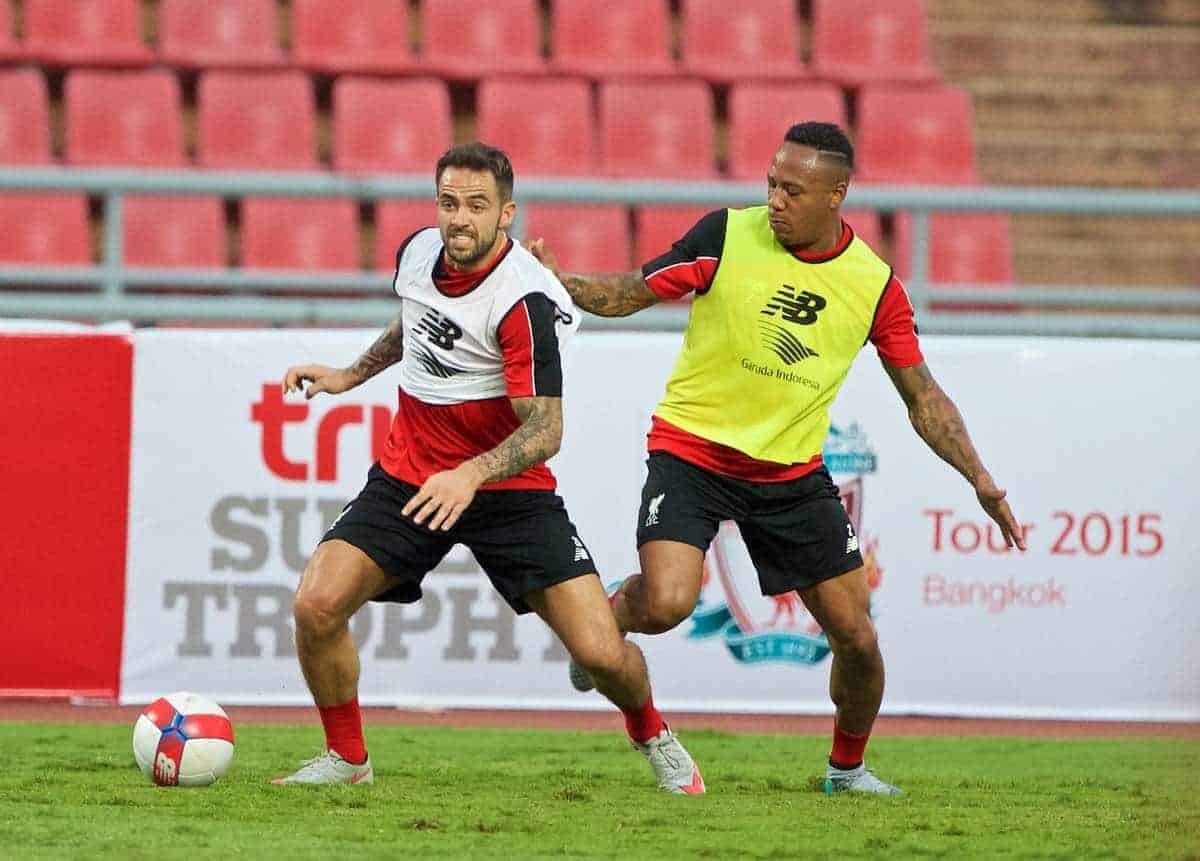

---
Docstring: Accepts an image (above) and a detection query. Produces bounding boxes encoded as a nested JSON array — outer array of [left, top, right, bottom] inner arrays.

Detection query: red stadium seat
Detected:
[[198, 72, 315, 170], [375, 201, 434, 272], [333, 78, 450, 174], [291, 0, 413, 74], [476, 79, 595, 176], [633, 205, 717, 266], [600, 81, 715, 178], [680, 0, 805, 82], [524, 205, 631, 273], [0, 1, 19, 61], [65, 70, 184, 167], [893, 213, 1014, 284], [551, 0, 675, 78], [855, 86, 979, 185], [422, 0, 544, 78], [124, 197, 226, 268], [727, 83, 847, 180], [0, 195, 90, 264], [843, 209, 884, 256], [23, 0, 150, 65], [241, 199, 359, 270], [0, 69, 49, 164], [159, 0, 282, 69], [810, 0, 938, 86]]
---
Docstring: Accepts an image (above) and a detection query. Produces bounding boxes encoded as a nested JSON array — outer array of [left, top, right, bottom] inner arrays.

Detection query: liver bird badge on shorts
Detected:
[[686, 422, 884, 666]]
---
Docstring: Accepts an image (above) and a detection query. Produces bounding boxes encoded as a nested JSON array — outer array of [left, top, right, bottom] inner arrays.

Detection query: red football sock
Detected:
[[829, 720, 870, 770], [318, 697, 367, 765], [623, 692, 667, 744]]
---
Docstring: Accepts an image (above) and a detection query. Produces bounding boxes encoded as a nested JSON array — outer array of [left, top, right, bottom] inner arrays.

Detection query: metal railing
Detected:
[[1, 167, 1198, 337]]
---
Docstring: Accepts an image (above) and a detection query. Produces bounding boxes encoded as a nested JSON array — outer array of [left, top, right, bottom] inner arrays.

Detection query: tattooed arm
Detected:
[[401, 396, 563, 531], [528, 238, 660, 317], [345, 314, 406, 384], [282, 314, 404, 398], [556, 271, 661, 317], [883, 361, 1027, 550], [466, 396, 563, 484]]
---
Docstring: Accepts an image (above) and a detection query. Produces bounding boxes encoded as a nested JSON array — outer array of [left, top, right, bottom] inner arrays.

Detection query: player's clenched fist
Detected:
[[282, 364, 357, 399]]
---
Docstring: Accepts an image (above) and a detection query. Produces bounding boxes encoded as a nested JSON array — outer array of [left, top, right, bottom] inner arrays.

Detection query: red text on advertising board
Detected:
[[924, 508, 1165, 558], [923, 509, 1034, 554], [250, 384, 392, 482], [1050, 511, 1163, 558]]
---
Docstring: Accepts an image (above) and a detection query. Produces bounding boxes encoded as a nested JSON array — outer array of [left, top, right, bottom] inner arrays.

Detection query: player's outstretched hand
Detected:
[[282, 364, 357, 399], [402, 464, 483, 531], [528, 237, 561, 278], [974, 474, 1027, 551]]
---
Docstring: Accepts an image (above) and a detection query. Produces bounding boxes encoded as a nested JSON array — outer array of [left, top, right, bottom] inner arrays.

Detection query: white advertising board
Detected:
[[122, 331, 1200, 719]]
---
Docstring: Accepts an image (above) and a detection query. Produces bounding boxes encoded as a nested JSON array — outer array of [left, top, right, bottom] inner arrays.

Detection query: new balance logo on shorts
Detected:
[[846, 523, 859, 554], [572, 536, 589, 562], [644, 493, 666, 527]]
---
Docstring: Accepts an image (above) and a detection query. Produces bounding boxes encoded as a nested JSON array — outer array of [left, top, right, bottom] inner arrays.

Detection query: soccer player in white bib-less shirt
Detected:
[[272, 144, 703, 794]]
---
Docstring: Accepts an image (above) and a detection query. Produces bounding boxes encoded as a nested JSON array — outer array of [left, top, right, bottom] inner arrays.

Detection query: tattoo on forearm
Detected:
[[561, 271, 658, 317], [468, 398, 563, 484], [912, 396, 978, 482], [348, 315, 404, 383], [903, 365, 985, 484]]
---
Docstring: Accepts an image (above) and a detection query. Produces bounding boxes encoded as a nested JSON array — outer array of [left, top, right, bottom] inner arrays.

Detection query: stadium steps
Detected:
[[933, 23, 1200, 80], [1012, 229, 1200, 286], [928, 0, 1200, 26], [929, 1, 1199, 288], [960, 78, 1200, 136], [974, 128, 1200, 188]]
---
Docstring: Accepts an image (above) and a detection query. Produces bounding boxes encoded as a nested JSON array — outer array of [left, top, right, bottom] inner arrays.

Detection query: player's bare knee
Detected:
[[826, 618, 879, 660], [642, 591, 692, 634], [292, 591, 346, 643], [569, 636, 626, 679]]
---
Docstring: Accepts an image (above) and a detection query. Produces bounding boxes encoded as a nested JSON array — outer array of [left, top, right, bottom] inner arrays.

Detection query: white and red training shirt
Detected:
[[379, 228, 579, 491]]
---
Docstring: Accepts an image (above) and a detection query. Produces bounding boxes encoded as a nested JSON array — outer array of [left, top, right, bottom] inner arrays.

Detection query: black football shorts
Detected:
[[323, 463, 596, 614], [635, 451, 864, 595]]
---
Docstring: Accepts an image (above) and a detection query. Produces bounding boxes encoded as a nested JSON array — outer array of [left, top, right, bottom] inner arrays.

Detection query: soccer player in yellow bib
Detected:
[[530, 122, 1026, 796]]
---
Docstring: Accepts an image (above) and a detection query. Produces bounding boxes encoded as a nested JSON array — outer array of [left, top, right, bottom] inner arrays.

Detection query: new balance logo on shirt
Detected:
[[572, 536, 590, 562], [761, 285, 827, 325], [415, 308, 464, 350]]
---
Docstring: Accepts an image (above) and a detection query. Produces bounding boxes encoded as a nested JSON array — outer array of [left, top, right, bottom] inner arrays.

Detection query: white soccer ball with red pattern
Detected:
[[132, 692, 235, 787]]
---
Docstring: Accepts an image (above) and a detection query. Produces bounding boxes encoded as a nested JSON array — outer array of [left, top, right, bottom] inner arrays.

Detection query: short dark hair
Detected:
[[435, 142, 514, 202], [784, 122, 854, 171]]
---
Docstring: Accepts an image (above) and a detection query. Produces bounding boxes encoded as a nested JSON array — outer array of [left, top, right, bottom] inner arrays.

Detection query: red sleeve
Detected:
[[869, 276, 924, 368], [641, 209, 727, 300], [498, 294, 563, 398]]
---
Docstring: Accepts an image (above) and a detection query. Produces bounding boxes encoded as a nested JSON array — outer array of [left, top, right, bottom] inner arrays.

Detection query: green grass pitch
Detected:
[[1, 722, 1196, 859]]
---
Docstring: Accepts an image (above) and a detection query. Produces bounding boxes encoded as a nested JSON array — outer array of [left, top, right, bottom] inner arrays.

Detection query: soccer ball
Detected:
[[132, 692, 235, 787]]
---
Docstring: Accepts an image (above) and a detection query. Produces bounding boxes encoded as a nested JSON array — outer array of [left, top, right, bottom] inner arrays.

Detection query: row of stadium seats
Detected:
[[0, 197, 774, 274], [0, 194, 1011, 286], [0, 0, 1010, 285], [0, 0, 937, 85], [0, 69, 978, 182]]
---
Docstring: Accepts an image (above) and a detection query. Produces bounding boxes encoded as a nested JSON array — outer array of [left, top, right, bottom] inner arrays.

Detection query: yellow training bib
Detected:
[[655, 206, 892, 465]]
